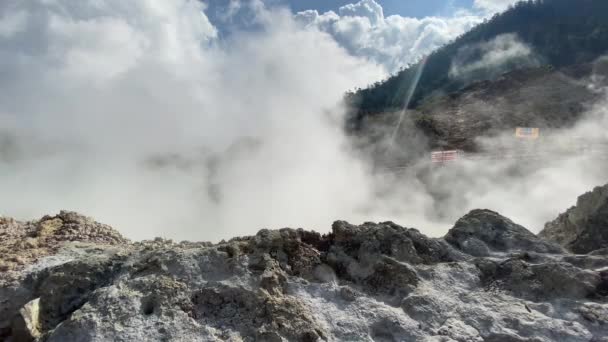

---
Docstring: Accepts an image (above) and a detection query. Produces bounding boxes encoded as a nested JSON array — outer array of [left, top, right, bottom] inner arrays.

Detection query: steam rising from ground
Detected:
[[1, 0, 607, 241], [0, 0, 385, 240], [377, 101, 608, 234], [450, 33, 541, 80], [371, 62, 608, 234]]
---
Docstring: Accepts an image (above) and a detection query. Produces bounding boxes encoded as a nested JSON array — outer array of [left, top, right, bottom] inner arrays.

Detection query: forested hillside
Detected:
[[347, 0, 608, 125]]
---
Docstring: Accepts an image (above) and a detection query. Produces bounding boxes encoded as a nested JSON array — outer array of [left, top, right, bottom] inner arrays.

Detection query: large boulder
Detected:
[[539, 184, 608, 254], [445, 209, 563, 256], [0, 212, 129, 339]]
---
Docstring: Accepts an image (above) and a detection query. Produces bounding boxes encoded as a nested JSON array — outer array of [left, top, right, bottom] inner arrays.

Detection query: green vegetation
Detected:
[[347, 0, 608, 126]]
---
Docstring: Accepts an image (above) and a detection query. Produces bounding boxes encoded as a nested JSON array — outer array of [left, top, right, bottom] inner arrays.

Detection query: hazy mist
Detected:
[[1, 0, 607, 242]]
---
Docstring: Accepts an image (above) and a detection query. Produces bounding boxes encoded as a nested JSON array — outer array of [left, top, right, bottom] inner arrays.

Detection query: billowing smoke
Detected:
[[0, 0, 385, 241], [0, 0, 607, 242], [368, 63, 608, 235], [447, 97, 608, 232]]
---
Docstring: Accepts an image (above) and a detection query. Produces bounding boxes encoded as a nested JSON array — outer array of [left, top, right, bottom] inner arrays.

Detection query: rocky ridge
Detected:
[[0, 205, 607, 341]]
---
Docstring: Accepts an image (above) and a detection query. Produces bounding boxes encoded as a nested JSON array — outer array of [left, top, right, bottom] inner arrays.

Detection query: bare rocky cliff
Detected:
[[1, 203, 608, 341], [540, 184, 608, 254]]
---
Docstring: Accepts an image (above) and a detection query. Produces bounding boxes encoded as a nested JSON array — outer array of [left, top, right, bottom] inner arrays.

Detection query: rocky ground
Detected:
[[1, 186, 607, 341]]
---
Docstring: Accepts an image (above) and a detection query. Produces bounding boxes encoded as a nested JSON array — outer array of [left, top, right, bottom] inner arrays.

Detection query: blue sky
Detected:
[[280, 0, 475, 17]]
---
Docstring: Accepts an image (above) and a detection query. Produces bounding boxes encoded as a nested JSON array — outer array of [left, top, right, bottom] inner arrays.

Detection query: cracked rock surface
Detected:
[[1, 205, 608, 341]]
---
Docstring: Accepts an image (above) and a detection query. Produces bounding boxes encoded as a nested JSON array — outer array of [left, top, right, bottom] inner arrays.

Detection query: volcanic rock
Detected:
[[1, 206, 607, 341]]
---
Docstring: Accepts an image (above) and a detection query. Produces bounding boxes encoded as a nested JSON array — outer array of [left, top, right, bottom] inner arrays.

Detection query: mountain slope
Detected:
[[347, 0, 608, 125], [352, 59, 608, 166]]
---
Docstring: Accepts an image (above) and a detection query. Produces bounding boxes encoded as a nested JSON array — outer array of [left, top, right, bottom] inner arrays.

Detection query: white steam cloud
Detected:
[[367, 90, 608, 235], [474, 0, 522, 13], [450, 33, 541, 80], [0, 0, 385, 241], [295, 0, 483, 73], [1, 0, 607, 242]]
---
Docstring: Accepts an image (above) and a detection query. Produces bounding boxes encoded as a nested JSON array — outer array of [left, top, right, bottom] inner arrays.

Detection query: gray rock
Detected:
[[446, 209, 563, 256], [1, 206, 608, 341], [540, 184, 608, 254], [476, 257, 602, 300]]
